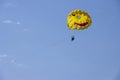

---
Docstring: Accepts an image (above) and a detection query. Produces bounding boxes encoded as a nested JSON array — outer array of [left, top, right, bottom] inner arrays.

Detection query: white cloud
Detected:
[[2, 2, 16, 7], [17, 63, 24, 67], [0, 54, 8, 58], [16, 21, 21, 25], [23, 28, 29, 32], [0, 54, 8, 61], [2, 20, 21, 25], [3, 3, 13, 7], [10, 59, 25, 67], [10, 59, 15, 63], [0, 54, 26, 67], [2, 20, 13, 24]]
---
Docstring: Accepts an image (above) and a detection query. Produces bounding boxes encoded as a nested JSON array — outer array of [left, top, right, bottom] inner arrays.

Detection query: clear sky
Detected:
[[0, 0, 120, 80]]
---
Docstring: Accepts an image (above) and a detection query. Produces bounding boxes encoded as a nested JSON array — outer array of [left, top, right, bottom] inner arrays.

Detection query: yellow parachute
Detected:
[[67, 9, 92, 30]]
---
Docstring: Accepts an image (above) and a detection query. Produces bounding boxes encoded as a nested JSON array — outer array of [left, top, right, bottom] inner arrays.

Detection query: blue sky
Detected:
[[0, 0, 120, 80]]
